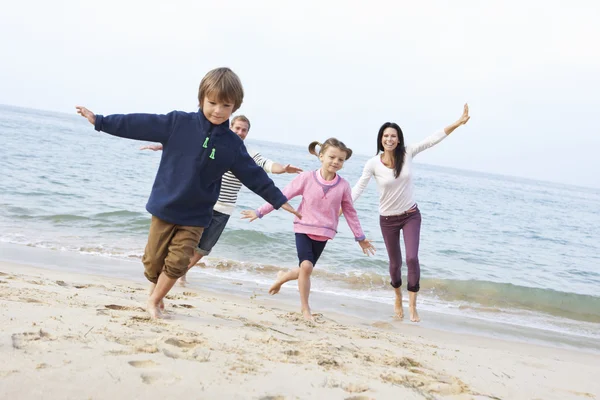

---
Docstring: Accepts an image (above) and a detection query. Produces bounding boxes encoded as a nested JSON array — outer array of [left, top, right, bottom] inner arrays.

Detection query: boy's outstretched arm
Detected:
[[75, 106, 176, 144]]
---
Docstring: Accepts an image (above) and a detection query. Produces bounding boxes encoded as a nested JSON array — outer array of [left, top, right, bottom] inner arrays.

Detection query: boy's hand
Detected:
[[241, 210, 259, 222], [140, 144, 164, 151], [75, 106, 96, 125], [283, 164, 303, 174], [358, 239, 376, 256], [281, 202, 302, 219]]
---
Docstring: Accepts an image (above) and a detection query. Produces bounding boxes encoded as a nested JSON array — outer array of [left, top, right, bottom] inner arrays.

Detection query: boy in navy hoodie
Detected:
[[76, 67, 300, 319]]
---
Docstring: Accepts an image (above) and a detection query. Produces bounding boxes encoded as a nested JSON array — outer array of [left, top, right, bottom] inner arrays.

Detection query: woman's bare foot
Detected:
[[408, 291, 420, 322], [301, 307, 314, 321], [268, 271, 286, 295], [394, 288, 404, 319], [409, 307, 420, 322]]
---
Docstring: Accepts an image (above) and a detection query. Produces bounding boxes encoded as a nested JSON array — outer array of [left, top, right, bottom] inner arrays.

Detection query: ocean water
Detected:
[[1, 104, 599, 344]]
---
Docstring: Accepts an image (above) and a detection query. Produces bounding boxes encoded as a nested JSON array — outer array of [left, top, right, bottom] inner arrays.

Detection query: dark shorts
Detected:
[[195, 210, 231, 256], [295, 233, 328, 267]]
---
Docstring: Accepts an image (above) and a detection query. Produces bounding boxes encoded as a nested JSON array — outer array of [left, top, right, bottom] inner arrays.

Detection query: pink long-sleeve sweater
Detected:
[[256, 170, 366, 241]]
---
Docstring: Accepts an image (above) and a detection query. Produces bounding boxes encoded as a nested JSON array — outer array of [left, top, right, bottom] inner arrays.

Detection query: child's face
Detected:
[[202, 96, 234, 125], [231, 120, 250, 140], [319, 146, 347, 174]]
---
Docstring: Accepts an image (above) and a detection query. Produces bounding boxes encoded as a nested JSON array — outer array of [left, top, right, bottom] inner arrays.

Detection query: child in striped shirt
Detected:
[[242, 138, 375, 321]]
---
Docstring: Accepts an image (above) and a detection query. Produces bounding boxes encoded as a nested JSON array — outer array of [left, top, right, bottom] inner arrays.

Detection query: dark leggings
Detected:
[[379, 208, 422, 292]]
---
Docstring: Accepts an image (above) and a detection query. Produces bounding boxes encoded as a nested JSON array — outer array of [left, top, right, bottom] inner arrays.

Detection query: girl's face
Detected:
[[381, 127, 399, 151], [319, 146, 347, 174]]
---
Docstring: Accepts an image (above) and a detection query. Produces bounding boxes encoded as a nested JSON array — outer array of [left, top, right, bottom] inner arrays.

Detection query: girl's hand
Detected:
[[457, 103, 470, 125], [281, 202, 302, 219], [75, 106, 96, 125], [241, 210, 259, 222], [338, 208, 343, 217], [140, 144, 163, 151], [283, 164, 303, 174], [358, 239, 376, 256]]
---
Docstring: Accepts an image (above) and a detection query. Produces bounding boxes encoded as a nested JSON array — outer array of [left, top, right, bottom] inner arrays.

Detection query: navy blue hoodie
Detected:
[[94, 110, 287, 226]]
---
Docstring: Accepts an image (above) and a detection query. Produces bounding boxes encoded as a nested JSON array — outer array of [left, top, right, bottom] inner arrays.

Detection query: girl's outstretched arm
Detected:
[[246, 172, 308, 220]]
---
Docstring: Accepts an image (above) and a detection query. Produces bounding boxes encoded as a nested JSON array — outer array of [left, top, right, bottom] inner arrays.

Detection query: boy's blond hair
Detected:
[[231, 115, 251, 131], [198, 67, 244, 112]]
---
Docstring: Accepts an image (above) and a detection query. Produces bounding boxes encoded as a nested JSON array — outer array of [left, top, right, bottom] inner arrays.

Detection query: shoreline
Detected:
[[1, 242, 599, 354]]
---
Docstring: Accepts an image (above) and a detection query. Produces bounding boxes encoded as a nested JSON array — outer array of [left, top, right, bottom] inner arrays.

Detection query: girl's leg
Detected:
[[402, 211, 422, 322], [298, 260, 314, 320], [380, 216, 403, 318], [269, 268, 301, 295]]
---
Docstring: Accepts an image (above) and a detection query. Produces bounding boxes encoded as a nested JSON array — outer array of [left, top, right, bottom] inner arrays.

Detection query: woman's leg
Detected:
[[402, 211, 422, 322], [380, 216, 404, 318]]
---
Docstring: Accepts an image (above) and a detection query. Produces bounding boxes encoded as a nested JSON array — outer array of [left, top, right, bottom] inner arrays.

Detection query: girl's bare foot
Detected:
[[408, 291, 420, 322], [301, 307, 314, 321], [394, 288, 404, 319], [268, 271, 286, 295]]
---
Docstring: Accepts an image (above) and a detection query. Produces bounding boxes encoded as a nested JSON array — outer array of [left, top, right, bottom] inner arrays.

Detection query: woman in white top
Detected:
[[351, 104, 470, 322]]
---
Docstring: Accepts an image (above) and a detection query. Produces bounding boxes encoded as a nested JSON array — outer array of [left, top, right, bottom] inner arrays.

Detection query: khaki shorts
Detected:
[[142, 216, 204, 283]]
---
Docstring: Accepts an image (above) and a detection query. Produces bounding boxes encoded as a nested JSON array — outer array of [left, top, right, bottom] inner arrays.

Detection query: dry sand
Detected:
[[0, 261, 598, 399]]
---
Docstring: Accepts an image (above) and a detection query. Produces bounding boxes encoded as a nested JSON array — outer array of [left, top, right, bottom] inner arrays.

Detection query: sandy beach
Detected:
[[0, 260, 598, 400]]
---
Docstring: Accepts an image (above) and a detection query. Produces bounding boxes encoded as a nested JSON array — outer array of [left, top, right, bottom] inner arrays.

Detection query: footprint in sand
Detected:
[[128, 360, 158, 368], [105, 304, 145, 312], [56, 280, 68, 287], [345, 397, 375, 400], [140, 372, 180, 385], [182, 291, 198, 297], [165, 337, 202, 349], [11, 330, 52, 350], [258, 396, 285, 400]]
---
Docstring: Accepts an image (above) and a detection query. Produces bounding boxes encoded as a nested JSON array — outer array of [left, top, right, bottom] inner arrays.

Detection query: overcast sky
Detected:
[[1, 0, 598, 188]]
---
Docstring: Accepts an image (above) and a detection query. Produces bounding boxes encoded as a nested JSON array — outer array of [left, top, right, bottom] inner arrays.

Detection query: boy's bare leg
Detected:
[[394, 287, 404, 319], [298, 262, 314, 321], [148, 283, 164, 311], [269, 268, 301, 295], [409, 291, 420, 322], [178, 252, 203, 287], [147, 273, 178, 319]]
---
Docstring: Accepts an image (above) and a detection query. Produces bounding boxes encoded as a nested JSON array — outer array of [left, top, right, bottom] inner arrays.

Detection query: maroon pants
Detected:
[[379, 207, 422, 292]]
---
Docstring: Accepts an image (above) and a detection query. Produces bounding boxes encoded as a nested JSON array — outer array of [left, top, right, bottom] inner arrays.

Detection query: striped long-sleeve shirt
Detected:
[[213, 146, 274, 215]]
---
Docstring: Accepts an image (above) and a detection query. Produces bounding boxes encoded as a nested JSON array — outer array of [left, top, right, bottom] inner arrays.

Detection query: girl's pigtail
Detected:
[[308, 141, 322, 158]]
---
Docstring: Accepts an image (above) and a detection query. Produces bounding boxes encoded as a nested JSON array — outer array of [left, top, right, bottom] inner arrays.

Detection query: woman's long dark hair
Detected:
[[376, 122, 405, 178]]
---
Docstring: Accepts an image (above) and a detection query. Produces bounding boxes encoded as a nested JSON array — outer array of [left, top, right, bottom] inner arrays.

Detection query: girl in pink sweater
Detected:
[[242, 138, 375, 321]]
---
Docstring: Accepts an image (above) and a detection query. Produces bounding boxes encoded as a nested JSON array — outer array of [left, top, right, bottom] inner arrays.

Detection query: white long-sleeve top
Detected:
[[351, 130, 447, 216]]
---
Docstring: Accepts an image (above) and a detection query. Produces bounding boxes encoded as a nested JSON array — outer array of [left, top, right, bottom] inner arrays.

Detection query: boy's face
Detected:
[[231, 120, 250, 140], [202, 96, 234, 125]]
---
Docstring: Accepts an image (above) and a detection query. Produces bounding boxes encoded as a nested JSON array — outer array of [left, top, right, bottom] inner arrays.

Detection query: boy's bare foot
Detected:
[[149, 283, 165, 310], [178, 274, 188, 287], [301, 307, 314, 321], [394, 288, 403, 319], [147, 300, 164, 319], [268, 271, 286, 295], [188, 252, 201, 268]]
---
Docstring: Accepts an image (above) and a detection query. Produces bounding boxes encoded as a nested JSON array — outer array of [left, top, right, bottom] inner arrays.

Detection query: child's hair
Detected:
[[308, 138, 353, 160], [198, 67, 244, 112], [231, 115, 251, 130]]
